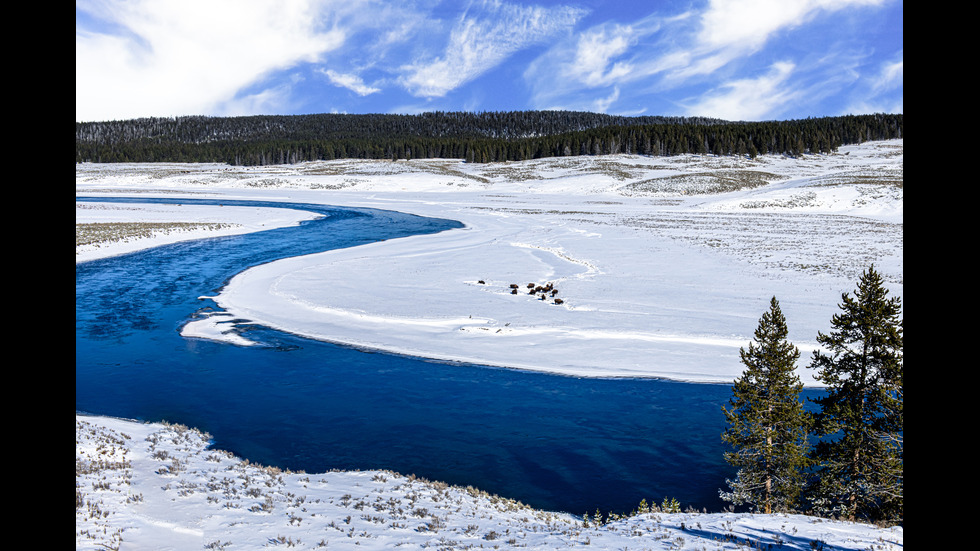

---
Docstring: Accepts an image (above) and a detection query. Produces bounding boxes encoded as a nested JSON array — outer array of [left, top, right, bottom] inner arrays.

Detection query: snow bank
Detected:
[[75, 200, 319, 262], [76, 413, 903, 550]]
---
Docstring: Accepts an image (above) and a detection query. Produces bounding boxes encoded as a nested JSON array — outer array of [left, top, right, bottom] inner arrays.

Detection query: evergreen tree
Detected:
[[721, 297, 810, 513], [806, 266, 903, 523]]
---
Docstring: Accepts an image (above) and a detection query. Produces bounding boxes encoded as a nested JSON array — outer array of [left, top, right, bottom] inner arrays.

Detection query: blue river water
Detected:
[[76, 196, 823, 516]]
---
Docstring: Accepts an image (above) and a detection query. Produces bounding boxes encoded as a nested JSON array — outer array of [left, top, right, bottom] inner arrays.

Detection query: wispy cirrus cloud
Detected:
[[524, 0, 898, 119], [683, 61, 799, 121], [321, 69, 381, 96], [564, 24, 638, 88], [521, 12, 671, 111], [871, 57, 903, 93], [840, 51, 903, 115], [666, 0, 887, 82], [397, 0, 586, 98]]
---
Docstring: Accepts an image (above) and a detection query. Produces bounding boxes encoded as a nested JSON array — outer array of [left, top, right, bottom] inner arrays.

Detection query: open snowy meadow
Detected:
[[76, 140, 902, 549]]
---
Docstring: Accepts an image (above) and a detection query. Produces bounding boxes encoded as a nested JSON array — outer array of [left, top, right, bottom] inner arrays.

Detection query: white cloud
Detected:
[[216, 84, 296, 117], [697, 0, 885, 52], [322, 69, 381, 96], [872, 58, 903, 92], [566, 25, 635, 87], [593, 86, 620, 113], [665, 0, 887, 83], [683, 61, 798, 121], [698, 0, 809, 51], [398, 0, 586, 97], [839, 53, 902, 115], [76, 0, 348, 121]]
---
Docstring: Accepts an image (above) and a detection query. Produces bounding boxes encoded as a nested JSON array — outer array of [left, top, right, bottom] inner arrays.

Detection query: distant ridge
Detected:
[[76, 111, 902, 165]]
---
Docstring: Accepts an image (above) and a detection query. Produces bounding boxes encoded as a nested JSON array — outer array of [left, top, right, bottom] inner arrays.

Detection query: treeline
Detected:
[[76, 111, 902, 165]]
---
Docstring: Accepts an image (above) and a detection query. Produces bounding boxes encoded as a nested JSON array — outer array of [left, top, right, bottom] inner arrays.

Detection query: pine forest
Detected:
[[76, 111, 903, 165]]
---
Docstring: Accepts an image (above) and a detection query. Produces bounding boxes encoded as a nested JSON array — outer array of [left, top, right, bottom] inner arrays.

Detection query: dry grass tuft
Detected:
[[76, 221, 237, 249]]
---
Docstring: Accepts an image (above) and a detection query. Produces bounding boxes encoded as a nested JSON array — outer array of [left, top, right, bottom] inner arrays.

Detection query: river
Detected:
[[75, 196, 821, 515]]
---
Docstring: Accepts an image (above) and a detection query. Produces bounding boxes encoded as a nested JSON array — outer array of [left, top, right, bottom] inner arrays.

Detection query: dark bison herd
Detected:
[[476, 280, 564, 305]]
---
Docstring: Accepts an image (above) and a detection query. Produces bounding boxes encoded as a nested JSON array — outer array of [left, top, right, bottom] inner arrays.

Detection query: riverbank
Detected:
[[76, 413, 902, 550], [75, 200, 321, 263]]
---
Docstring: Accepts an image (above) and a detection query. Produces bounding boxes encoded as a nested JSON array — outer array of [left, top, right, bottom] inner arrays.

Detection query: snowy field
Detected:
[[76, 140, 902, 549], [76, 414, 903, 550], [76, 139, 903, 386]]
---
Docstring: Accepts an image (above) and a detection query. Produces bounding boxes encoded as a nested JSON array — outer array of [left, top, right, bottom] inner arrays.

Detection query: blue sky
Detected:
[[76, 0, 902, 122]]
